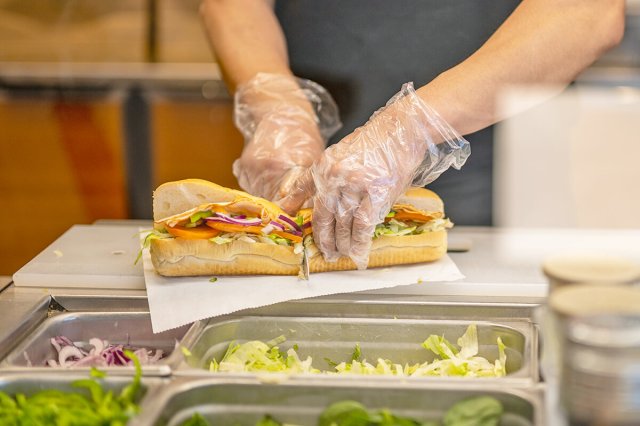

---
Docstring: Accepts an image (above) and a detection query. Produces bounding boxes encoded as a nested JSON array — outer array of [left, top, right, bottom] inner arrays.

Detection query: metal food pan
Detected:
[[0, 312, 201, 376], [134, 378, 543, 426], [178, 311, 537, 383]]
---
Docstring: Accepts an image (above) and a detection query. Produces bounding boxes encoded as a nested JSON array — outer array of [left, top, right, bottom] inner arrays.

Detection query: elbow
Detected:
[[594, 1, 625, 55]]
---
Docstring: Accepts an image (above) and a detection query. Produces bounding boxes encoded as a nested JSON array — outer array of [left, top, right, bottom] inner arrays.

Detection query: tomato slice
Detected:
[[205, 222, 264, 235], [388, 211, 434, 223], [166, 225, 221, 240], [272, 230, 303, 243]]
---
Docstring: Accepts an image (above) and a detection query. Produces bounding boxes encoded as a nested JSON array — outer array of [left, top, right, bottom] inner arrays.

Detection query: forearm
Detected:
[[417, 0, 625, 135], [200, 0, 291, 93]]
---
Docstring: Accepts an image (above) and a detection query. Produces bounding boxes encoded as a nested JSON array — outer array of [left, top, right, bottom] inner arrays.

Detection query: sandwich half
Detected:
[[149, 179, 304, 276], [302, 187, 451, 272]]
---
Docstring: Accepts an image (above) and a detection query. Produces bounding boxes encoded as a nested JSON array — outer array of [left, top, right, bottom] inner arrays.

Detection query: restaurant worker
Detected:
[[200, 0, 624, 269]]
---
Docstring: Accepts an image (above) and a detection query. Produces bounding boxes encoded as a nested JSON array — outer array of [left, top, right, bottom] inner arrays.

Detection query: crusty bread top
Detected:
[[393, 187, 443, 214], [153, 178, 293, 223], [153, 179, 241, 221]]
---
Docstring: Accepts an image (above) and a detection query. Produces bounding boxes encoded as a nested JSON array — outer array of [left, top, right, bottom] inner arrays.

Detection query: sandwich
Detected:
[[147, 179, 451, 277], [149, 179, 305, 276], [300, 187, 451, 272]]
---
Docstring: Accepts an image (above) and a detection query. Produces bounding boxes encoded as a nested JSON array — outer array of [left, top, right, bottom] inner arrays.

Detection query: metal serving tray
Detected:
[[177, 301, 539, 384], [0, 312, 202, 376], [133, 378, 544, 426]]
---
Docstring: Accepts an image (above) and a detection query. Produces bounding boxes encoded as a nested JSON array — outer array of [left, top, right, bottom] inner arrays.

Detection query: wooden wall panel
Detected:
[[0, 96, 127, 275], [151, 98, 243, 190], [0, 1, 146, 62]]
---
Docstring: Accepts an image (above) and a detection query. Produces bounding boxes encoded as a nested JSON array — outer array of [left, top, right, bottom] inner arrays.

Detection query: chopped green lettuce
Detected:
[[373, 217, 453, 239], [135, 229, 171, 265], [209, 336, 319, 374], [208, 325, 507, 379], [190, 210, 213, 223], [208, 232, 293, 247]]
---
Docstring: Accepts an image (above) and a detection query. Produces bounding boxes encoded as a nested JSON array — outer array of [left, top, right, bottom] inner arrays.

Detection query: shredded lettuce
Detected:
[[135, 229, 171, 265], [211, 235, 234, 244], [268, 234, 291, 246], [208, 232, 294, 247], [208, 325, 507, 379], [374, 219, 417, 238], [190, 210, 212, 223], [373, 217, 452, 239], [209, 336, 320, 375]]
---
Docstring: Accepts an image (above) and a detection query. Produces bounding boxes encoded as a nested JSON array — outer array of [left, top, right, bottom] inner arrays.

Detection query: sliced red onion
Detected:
[[89, 338, 104, 355], [278, 214, 302, 232], [74, 354, 105, 367], [59, 346, 84, 367], [301, 221, 312, 229], [150, 349, 164, 363], [284, 229, 303, 237], [270, 221, 286, 230], [114, 349, 128, 366], [47, 335, 166, 368], [57, 336, 74, 346], [206, 213, 262, 226], [50, 338, 61, 353]]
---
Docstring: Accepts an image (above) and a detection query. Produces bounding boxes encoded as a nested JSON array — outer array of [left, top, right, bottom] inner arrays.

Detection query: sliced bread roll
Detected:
[[151, 179, 302, 276], [307, 230, 447, 273], [307, 187, 448, 272], [150, 238, 302, 276]]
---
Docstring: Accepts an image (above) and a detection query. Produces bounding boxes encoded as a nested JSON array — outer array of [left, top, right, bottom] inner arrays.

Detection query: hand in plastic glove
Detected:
[[280, 82, 470, 269], [232, 73, 341, 202]]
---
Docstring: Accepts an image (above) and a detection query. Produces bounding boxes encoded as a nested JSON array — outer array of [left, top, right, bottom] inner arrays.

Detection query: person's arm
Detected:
[[199, 0, 341, 202], [418, 0, 625, 135], [200, 0, 290, 93], [280, 0, 625, 269]]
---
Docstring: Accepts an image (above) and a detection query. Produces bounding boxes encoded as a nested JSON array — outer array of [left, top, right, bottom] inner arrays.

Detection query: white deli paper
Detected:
[[142, 247, 464, 333]]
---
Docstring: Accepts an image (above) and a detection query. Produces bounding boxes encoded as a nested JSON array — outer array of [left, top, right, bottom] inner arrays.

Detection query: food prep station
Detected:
[[2, 224, 640, 424]]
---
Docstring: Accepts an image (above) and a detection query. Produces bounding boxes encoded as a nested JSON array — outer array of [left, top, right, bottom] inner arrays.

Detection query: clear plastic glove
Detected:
[[280, 82, 470, 269], [232, 73, 341, 202]]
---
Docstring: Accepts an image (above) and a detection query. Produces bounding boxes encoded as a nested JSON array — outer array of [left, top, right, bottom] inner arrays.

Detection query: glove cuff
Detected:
[[395, 82, 471, 186], [234, 72, 342, 141]]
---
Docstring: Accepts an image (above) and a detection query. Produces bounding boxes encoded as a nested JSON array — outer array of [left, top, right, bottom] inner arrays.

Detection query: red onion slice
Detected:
[[206, 213, 263, 226], [59, 345, 84, 367], [301, 221, 312, 229], [270, 221, 286, 230], [51, 338, 61, 353], [278, 214, 302, 232], [48, 335, 165, 367], [89, 338, 104, 355]]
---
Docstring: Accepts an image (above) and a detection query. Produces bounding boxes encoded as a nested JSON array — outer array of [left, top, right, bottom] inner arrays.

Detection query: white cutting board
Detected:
[[13, 224, 145, 289]]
